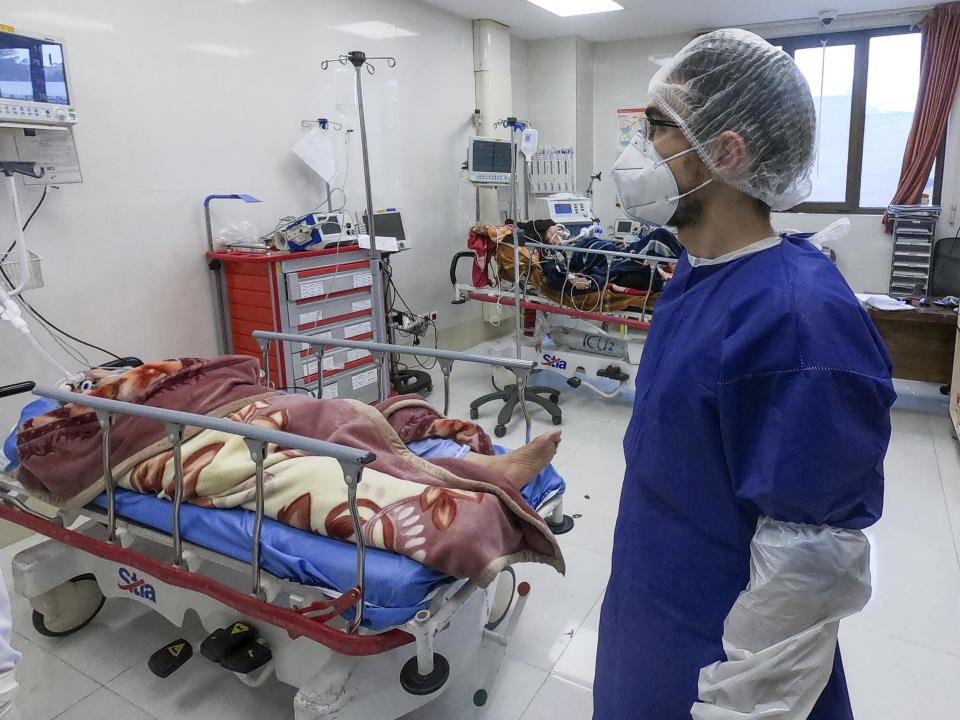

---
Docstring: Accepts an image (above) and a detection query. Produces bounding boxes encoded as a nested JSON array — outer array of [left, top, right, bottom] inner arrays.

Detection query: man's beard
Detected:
[[669, 193, 703, 229], [669, 161, 711, 229]]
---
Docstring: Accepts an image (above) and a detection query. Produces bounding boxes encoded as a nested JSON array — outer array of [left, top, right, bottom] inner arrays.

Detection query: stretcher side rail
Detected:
[[448, 244, 660, 328], [28, 384, 375, 633], [253, 330, 539, 444], [519, 239, 678, 265]]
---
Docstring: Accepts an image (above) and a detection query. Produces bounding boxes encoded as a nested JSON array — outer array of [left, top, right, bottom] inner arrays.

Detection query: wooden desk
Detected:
[[866, 300, 957, 384]]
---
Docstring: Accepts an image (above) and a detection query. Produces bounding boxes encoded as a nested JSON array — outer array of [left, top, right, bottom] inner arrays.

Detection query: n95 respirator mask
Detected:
[[610, 134, 712, 226]]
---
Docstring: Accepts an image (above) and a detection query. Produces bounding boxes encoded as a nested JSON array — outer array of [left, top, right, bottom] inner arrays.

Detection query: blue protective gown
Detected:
[[594, 236, 895, 719]]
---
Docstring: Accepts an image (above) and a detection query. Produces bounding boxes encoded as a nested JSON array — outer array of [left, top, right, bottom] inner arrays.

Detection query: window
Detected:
[[774, 27, 944, 213]]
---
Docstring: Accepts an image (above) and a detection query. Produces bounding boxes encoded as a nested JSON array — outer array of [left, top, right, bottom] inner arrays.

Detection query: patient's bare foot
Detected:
[[463, 431, 561, 489]]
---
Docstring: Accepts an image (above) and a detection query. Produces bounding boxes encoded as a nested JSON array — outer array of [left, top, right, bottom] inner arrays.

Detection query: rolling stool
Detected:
[[469, 382, 562, 438]]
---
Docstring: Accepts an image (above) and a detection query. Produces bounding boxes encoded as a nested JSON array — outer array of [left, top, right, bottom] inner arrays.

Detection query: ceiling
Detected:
[[419, 0, 930, 41]]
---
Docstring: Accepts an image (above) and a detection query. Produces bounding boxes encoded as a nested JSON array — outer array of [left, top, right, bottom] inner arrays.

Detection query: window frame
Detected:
[[771, 25, 945, 214]]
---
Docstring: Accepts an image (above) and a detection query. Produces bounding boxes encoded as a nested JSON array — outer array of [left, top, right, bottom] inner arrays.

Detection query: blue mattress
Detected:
[[89, 445, 564, 631]]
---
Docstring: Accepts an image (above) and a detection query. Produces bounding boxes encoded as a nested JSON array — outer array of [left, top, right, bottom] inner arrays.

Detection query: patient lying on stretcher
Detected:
[[13, 356, 566, 585]]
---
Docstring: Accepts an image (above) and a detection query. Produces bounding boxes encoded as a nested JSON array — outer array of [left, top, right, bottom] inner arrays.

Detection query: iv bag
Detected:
[[521, 128, 539, 160]]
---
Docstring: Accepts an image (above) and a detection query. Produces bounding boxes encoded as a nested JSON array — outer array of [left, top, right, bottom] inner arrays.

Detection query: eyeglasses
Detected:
[[641, 116, 680, 140]]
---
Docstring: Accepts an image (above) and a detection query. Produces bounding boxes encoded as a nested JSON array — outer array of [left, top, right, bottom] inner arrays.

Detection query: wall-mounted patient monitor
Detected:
[[468, 137, 512, 185], [0, 25, 77, 126]]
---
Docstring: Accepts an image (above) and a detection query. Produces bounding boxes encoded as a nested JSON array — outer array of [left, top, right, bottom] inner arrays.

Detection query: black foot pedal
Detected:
[[220, 640, 273, 674], [148, 638, 193, 678], [597, 365, 629, 382], [200, 621, 257, 663]]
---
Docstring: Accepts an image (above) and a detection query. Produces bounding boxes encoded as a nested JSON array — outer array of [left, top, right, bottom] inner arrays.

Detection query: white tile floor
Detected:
[[2, 354, 960, 719]]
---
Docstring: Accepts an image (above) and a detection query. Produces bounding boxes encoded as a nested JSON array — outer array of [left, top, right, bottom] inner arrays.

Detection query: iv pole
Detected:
[[321, 51, 396, 403], [494, 118, 530, 362]]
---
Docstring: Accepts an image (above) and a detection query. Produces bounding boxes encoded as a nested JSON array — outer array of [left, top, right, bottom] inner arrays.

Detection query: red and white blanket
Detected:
[[15, 356, 564, 585]]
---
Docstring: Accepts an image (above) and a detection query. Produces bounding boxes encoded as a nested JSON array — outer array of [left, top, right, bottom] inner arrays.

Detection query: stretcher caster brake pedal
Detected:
[[220, 640, 272, 674], [200, 621, 257, 663], [148, 638, 193, 678]]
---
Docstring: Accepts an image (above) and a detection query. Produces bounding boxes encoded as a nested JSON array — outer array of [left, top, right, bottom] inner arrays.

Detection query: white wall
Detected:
[[590, 30, 960, 295], [575, 37, 595, 191], [525, 37, 578, 149], [510, 36, 530, 121], [0, 0, 478, 427]]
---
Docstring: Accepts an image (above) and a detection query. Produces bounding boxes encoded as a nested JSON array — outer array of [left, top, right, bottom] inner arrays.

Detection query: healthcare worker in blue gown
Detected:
[[595, 29, 895, 719]]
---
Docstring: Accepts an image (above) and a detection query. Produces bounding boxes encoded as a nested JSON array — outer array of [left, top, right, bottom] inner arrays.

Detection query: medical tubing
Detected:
[[18, 312, 74, 378], [4, 175, 29, 297]]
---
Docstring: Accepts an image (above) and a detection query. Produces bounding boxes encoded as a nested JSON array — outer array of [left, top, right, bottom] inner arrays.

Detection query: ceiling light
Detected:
[[330, 21, 417, 40], [526, 0, 624, 17], [185, 44, 257, 57]]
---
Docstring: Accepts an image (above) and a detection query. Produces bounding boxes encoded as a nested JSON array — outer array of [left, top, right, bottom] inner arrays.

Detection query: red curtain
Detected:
[[883, 3, 960, 230]]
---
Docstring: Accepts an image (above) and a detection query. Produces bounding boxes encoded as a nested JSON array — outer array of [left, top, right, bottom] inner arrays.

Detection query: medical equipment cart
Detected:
[[207, 245, 390, 403]]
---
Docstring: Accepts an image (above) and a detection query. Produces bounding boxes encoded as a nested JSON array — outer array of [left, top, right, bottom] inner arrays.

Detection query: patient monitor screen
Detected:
[[471, 140, 513, 174], [0, 31, 68, 104]]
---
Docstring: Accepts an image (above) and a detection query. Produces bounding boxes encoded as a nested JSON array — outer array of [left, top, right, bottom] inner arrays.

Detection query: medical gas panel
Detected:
[[208, 245, 388, 403]]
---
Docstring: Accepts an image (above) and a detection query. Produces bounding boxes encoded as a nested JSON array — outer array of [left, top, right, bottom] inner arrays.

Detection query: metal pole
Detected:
[[347, 51, 390, 402], [244, 439, 268, 597], [339, 461, 367, 633], [95, 411, 117, 542], [351, 55, 377, 257], [509, 122, 523, 360], [205, 205, 232, 356], [164, 423, 186, 568], [438, 359, 454, 416]]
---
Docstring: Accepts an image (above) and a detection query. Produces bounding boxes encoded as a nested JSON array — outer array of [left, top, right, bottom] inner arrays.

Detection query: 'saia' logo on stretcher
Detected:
[[541, 353, 567, 369], [118, 567, 157, 603]]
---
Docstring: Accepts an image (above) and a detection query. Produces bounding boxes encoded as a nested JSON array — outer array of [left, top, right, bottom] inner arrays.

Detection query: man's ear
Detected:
[[713, 130, 750, 181]]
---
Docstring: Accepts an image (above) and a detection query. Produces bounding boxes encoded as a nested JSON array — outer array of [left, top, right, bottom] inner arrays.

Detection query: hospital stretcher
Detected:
[[450, 237, 678, 400], [0, 335, 572, 720]]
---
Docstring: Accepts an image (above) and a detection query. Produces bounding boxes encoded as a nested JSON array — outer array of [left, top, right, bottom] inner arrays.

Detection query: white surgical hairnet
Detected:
[[648, 29, 817, 211]]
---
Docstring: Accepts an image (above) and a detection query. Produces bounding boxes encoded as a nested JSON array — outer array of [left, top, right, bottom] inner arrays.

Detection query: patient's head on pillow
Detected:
[[546, 225, 570, 245], [63, 361, 183, 402]]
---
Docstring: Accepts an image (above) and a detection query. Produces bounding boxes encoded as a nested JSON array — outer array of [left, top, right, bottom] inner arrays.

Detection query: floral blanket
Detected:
[[15, 357, 564, 585]]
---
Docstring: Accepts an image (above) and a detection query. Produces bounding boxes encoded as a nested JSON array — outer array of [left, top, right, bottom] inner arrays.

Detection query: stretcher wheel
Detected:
[[494, 424, 507, 438], [547, 514, 575, 535], [470, 407, 479, 420], [400, 653, 450, 696], [485, 567, 516, 631], [31, 574, 105, 638]]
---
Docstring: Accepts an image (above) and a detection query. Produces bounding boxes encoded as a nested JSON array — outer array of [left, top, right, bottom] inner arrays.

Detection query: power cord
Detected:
[[0, 185, 123, 361]]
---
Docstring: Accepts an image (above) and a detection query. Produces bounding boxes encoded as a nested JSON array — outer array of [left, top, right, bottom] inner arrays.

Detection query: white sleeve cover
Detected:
[[690, 517, 872, 719]]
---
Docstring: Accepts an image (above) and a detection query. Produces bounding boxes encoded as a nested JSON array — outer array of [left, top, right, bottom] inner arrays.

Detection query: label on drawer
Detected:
[[321, 383, 339, 400], [345, 321, 372, 338], [352, 368, 378, 390], [303, 359, 318, 376], [352, 272, 373, 289], [352, 299, 372, 312], [299, 310, 322, 326], [347, 349, 371, 363], [300, 331, 332, 352], [300, 279, 324, 298], [323, 356, 344, 372]]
